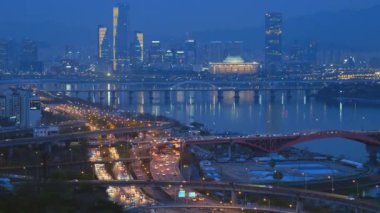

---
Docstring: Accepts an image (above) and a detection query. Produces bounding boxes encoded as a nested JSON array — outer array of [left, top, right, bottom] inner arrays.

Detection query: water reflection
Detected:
[[60, 86, 380, 162]]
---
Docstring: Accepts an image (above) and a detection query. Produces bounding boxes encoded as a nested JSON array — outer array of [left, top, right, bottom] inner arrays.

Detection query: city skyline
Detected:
[[1, 1, 380, 212], [1, 0, 380, 50]]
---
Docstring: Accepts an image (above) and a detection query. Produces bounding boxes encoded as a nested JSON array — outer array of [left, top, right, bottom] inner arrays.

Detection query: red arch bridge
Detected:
[[184, 130, 380, 154]]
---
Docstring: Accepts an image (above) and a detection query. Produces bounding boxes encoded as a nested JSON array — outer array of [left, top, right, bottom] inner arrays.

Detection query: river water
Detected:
[[64, 87, 380, 163]]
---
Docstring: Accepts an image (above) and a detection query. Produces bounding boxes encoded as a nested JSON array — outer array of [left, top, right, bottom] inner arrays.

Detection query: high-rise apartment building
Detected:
[[265, 12, 283, 75], [0, 89, 41, 128]]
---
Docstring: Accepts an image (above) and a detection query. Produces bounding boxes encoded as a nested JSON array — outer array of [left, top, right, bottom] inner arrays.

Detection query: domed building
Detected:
[[209, 56, 259, 74]]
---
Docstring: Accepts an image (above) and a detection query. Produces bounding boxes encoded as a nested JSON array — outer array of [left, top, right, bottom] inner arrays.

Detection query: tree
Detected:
[[273, 171, 283, 181], [269, 159, 276, 169]]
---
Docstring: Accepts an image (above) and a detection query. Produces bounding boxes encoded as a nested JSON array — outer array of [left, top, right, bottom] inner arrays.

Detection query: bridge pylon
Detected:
[[234, 90, 240, 100], [296, 197, 304, 213], [217, 90, 224, 101]]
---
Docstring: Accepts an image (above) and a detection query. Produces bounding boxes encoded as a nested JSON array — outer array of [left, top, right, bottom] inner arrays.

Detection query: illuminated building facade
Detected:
[[98, 25, 110, 61], [136, 32, 144, 63], [265, 12, 283, 75], [131, 31, 144, 64], [113, 3, 130, 71], [209, 56, 259, 74]]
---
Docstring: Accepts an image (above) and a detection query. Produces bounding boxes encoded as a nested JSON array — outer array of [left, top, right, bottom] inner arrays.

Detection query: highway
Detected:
[[0, 156, 151, 171], [68, 180, 380, 213], [130, 203, 297, 213], [0, 126, 161, 147]]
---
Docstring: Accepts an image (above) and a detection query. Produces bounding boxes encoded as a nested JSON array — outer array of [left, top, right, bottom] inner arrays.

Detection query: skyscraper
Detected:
[[131, 31, 144, 64], [265, 12, 283, 75], [149, 41, 162, 65], [113, 3, 130, 71], [20, 39, 43, 73], [98, 25, 110, 61], [207, 41, 225, 63], [226, 41, 243, 57], [0, 39, 10, 72], [21, 39, 38, 62], [185, 39, 197, 65]]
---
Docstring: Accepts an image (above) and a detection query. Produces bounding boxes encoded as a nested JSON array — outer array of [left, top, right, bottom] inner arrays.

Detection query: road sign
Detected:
[[188, 192, 197, 198], [178, 190, 186, 198]]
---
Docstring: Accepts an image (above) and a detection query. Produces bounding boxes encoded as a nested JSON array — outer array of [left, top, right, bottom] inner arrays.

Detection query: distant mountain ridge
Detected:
[[192, 5, 380, 51]]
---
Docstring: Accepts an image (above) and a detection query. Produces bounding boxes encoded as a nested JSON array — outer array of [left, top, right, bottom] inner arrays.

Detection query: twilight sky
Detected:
[[0, 0, 379, 37]]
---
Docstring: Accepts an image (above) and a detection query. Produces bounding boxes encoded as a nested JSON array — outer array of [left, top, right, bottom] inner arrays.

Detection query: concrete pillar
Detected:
[[217, 90, 224, 101], [43, 143, 52, 154], [286, 89, 292, 99], [128, 91, 134, 102], [149, 91, 154, 100], [231, 191, 237, 205], [234, 90, 240, 100], [296, 198, 304, 213], [164, 91, 171, 101], [7, 148, 14, 160], [87, 91, 92, 102], [254, 90, 259, 98], [111, 91, 117, 105], [228, 143, 233, 160], [305, 89, 311, 97], [270, 90, 276, 100], [40, 143, 52, 183], [99, 91, 105, 104]]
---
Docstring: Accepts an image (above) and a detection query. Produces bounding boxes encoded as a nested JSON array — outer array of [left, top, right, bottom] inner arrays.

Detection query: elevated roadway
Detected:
[[69, 180, 380, 213]]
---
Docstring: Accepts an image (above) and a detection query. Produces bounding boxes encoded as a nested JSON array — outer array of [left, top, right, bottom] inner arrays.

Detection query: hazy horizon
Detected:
[[0, 0, 379, 37]]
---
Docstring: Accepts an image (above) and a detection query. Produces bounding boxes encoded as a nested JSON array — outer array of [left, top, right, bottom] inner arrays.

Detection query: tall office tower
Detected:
[[131, 31, 144, 64], [20, 39, 43, 73], [175, 50, 185, 65], [21, 39, 38, 62], [226, 41, 243, 57], [305, 42, 318, 66], [136, 32, 144, 63], [98, 25, 110, 61], [149, 40, 162, 65], [163, 49, 175, 64], [265, 12, 283, 75], [185, 39, 197, 65], [113, 3, 130, 71], [0, 39, 10, 72], [207, 41, 225, 63]]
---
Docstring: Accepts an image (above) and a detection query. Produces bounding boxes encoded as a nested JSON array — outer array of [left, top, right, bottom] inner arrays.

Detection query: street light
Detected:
[[302, 172, 308, 190], [352, 180, 359, 197], [327, 175, 335, 192], [263, 198, 271, 208]]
